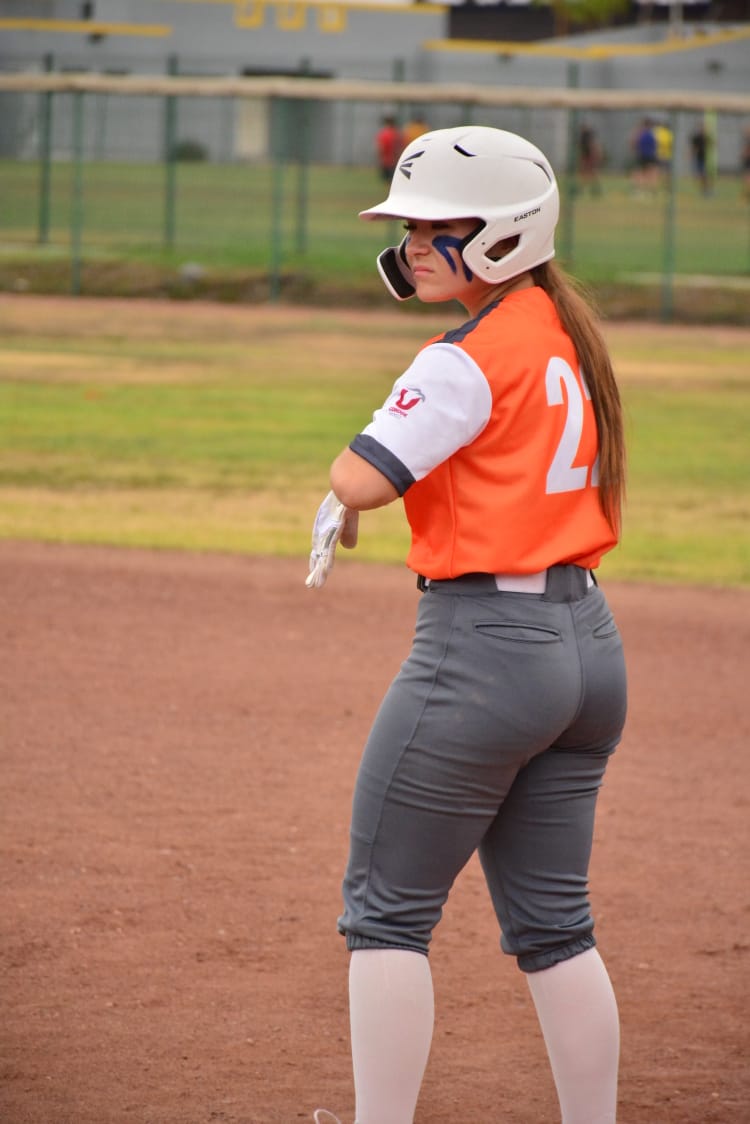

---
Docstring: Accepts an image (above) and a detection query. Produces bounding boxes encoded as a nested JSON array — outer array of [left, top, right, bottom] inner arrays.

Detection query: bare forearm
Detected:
[[330, 447, 399, 511]]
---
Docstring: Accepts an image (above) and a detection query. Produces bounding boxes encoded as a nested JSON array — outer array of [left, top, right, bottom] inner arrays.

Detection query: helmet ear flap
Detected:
[[376, 236, 415, 301]]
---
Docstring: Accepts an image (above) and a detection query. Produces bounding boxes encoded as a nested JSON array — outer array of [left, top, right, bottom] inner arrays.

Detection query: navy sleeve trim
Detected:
[[350, 433, 416, 496]]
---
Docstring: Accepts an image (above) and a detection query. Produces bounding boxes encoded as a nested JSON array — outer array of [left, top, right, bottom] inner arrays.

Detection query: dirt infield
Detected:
[[1, 542, 748, 1124]]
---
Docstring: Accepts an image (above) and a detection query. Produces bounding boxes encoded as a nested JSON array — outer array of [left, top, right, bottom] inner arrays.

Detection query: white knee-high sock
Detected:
[[348, 948, 434, 1124], [526, 947, 620, 1124]]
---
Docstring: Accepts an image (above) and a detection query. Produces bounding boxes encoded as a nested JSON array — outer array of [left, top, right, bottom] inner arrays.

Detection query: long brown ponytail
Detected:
[[531, 261, 626, 534]]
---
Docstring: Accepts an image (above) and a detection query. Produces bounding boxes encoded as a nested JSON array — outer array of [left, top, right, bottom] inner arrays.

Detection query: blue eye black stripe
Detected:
[[432, 234, 474, 282]]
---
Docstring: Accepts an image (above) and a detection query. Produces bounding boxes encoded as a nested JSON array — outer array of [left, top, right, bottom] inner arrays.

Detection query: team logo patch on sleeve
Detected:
[[388, 386, 425, 417]]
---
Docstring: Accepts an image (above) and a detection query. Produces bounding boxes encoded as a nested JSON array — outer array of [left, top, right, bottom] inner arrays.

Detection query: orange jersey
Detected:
[[402, 288, 617, 578]]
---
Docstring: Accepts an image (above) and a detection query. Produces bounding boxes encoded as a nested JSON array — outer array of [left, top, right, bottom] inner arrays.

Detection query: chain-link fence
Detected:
[[1, 74, 749, 320]]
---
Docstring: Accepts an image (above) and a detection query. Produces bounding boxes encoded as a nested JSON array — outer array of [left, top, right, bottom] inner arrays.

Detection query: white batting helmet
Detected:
[[360, 125, 559, 300]]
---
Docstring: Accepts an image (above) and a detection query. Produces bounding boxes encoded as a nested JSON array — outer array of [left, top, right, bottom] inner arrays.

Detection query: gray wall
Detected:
[[1, 0, 749, 170]]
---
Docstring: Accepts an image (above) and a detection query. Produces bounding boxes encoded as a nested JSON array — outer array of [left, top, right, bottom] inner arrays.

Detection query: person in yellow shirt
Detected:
[[654, 120, 674, 182], [401, 113, 430, 150]]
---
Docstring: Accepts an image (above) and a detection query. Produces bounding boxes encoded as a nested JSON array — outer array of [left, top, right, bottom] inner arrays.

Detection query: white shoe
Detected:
[[313, 1112, 343, 1124]]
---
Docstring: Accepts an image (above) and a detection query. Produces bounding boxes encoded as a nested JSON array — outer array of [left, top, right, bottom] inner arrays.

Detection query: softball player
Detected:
[[307, 126, 628, 1124]]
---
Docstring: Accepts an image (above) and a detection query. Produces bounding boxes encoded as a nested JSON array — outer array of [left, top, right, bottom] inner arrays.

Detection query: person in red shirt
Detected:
[[375, 114, 403, 181], [308, 126, 627, 1124]]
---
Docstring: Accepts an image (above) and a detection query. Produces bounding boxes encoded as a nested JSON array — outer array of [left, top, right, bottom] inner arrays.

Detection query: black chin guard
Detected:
[[376, 238, 415, 301]]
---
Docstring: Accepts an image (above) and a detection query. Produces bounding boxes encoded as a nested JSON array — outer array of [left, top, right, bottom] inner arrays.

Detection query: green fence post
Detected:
[[344, 97, 355, 166], [37, 52, 54, 245], [269, 97, 285, 301], [94, 90, 108, 160], [70, 91, 84, 296], [660, 109, 679, 323], [295, 60, 311, 256], [559, 62, 579, 269], [295, 102, 310, 256], [392, 57, 405, 137], [163, 54, 178, 250]]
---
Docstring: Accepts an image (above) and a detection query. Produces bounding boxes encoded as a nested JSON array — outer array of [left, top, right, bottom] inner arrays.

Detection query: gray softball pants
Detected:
[[338, 565, 627, 973]]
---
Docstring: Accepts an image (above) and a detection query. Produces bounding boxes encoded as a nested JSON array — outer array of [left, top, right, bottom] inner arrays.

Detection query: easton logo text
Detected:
[[514, 206, 541, 222]]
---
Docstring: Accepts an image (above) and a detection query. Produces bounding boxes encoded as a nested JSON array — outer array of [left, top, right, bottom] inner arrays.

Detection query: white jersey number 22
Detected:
[[545, 357, 600, 495]]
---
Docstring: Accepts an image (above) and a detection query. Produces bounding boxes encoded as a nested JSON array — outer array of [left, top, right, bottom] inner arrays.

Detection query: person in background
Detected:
[[742, 127, 750, 201], [654, 119, 674, 183], [402, 113, 430, 150], [307, 125, 628, 1124], [630, 117, 659, 195], [375, 115, 403, 181], [690, 124, 713, 197], [578, 122, 603, 195]]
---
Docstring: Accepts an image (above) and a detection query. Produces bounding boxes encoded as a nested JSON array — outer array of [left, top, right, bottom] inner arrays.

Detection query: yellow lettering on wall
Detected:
[[317, 5, 346, 33], [276, 4, 306, 31], [234, 0, 265, 29]]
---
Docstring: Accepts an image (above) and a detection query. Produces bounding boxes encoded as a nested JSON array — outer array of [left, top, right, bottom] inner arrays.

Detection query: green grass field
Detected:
[[0, 296, 747, 587]]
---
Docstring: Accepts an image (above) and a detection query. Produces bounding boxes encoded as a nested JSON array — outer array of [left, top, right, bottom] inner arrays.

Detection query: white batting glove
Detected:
[[305, 491, 358, 589]]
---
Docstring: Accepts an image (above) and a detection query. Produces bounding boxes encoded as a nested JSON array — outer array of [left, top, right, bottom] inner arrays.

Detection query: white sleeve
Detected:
[[356, 343, 492, 483]]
